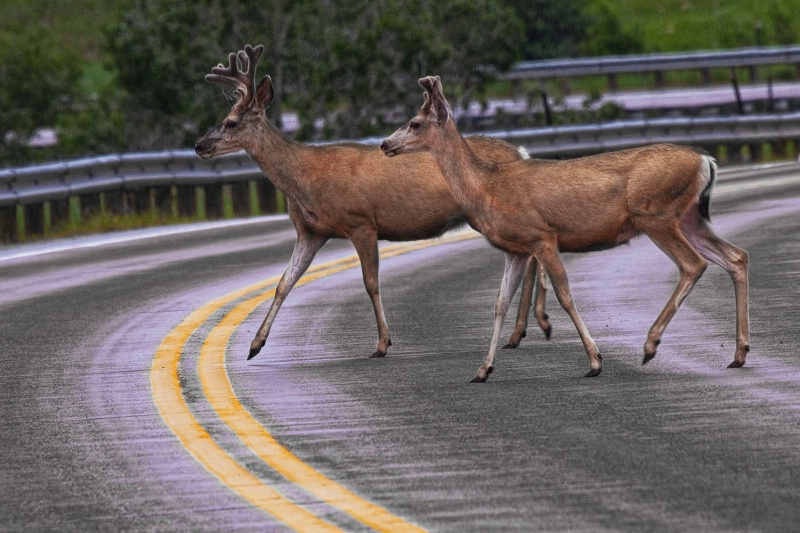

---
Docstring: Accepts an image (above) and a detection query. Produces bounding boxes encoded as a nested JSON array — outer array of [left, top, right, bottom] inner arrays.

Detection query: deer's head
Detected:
[[195, 44, 274, 159], [381, 76, 453, 158]]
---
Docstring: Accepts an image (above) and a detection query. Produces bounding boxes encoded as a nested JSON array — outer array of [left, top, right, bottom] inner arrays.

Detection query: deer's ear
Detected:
[[254, 75, 274, 111]]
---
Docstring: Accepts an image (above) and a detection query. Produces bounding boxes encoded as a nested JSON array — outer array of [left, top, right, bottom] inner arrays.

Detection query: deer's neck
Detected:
[[245, 118, 311, 201], [429, 122, 493, 222]]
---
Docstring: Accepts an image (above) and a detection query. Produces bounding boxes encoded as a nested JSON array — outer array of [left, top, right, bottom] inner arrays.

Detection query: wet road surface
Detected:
[[1, 163, 799, 531]]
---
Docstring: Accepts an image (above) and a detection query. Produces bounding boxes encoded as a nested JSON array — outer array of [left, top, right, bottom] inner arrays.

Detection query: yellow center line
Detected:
[[151, 304, 343, 531], [152, 229, 479, 531]]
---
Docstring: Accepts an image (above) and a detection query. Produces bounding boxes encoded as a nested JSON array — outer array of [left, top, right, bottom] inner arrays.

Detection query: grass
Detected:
[[46, 211, 205, 241], [603, 0, 799, 52], [0, 0, 124, 61]]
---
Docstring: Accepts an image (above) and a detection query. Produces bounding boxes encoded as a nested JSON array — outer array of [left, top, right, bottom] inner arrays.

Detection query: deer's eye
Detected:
[[225, 119, 238, 129], [409, 120, 421, 130]]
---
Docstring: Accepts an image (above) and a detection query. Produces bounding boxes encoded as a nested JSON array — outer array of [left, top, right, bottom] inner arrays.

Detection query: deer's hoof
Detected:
[[543, 325, 552, 340], [727, 360, 745, 368], [369, 350, 387, 358], [584, 367, 602, 378], [470, 366, 493, 383], [503, 330, 526, 349], [642, 352, 657, 365], [247, 340, 266, 360]]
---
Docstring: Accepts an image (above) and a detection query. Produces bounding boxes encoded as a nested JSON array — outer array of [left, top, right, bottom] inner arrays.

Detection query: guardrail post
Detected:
[[541, 90, 553, 126], [761, 142, 773, 162], [716, 145, 729, 164], [275, 189, 286, 213], [730, 68, 744, 114], [786, 140, 797, 161], [69, 196, 81, 226], [43, 202, 52, 237], [221, 184, 234, 218], [739, 144, 752, 162], [170, 186, 179, 220], [248, 181, 260, 216], [148, 188, 157, 215], [195, 186, 207, 220], [15, 205, 26, 242]]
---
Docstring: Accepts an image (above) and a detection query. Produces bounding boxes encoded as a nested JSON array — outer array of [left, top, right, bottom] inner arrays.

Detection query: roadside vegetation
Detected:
[[2, 0, 797, 169]]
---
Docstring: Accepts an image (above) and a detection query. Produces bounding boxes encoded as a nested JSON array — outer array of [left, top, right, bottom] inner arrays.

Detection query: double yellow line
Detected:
[[151, 231, 478, 531]]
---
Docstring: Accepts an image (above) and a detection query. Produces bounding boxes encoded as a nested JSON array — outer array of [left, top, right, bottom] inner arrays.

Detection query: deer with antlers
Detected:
[[195, 45, 552, 360], [381, 76, 750, 382]]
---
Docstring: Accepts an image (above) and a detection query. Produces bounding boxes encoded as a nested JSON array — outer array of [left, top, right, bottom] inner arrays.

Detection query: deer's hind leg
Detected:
[[638, 218, 708, 365], [681, 212, 750, 367], [504, 257, 552, 348]]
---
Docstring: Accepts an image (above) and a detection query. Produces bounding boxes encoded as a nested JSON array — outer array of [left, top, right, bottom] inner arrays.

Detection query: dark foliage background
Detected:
[[0, 0, 796, 166]]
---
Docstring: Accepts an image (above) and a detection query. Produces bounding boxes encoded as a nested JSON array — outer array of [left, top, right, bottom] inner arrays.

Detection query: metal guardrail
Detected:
[[3, 112, 800, 208], [502, 45, 800, 81], [0, 113, 797, 208], [0, 150, 262, 208], [489, 112, 800, 157]]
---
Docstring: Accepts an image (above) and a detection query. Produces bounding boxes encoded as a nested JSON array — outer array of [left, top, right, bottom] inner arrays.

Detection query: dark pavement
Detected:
[[1, 164, 799, 531]]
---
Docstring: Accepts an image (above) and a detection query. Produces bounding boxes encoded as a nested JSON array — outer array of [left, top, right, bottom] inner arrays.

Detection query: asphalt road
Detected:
[[1, 162, 800, 532]]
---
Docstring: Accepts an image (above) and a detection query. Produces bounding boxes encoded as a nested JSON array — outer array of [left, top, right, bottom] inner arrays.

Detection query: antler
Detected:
[[205, 44, 264, 113], [418, 76, 450, 124]]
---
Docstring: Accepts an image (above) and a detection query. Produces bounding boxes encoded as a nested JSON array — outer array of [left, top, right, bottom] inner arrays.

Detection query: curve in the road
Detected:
[[152, 230, 479, 531]]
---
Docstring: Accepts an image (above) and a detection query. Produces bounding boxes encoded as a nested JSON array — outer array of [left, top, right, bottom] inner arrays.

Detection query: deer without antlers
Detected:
[[195, 45, 552, 360], [381, 76, 750, 382]]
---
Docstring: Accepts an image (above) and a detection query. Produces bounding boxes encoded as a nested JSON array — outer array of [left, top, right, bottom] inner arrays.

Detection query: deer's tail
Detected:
[[698, 155, 716, 222]]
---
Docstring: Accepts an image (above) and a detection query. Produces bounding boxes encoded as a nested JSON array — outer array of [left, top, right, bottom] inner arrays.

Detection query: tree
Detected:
[[285, 0, 525, 139], [107, 0, 227, 150], [502, 0, 590, 60], [107, 0, 526, 144], [0, 24, 82, 166], [581, 2, 644, 57]]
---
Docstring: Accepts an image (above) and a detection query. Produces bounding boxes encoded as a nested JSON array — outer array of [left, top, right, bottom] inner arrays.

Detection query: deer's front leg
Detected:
[[472, 253, 528, 383], [350, 229, 392, 358], [248, 232, 328, 360], [504, 256, 551, 348], [533, 240, 602, 377]]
